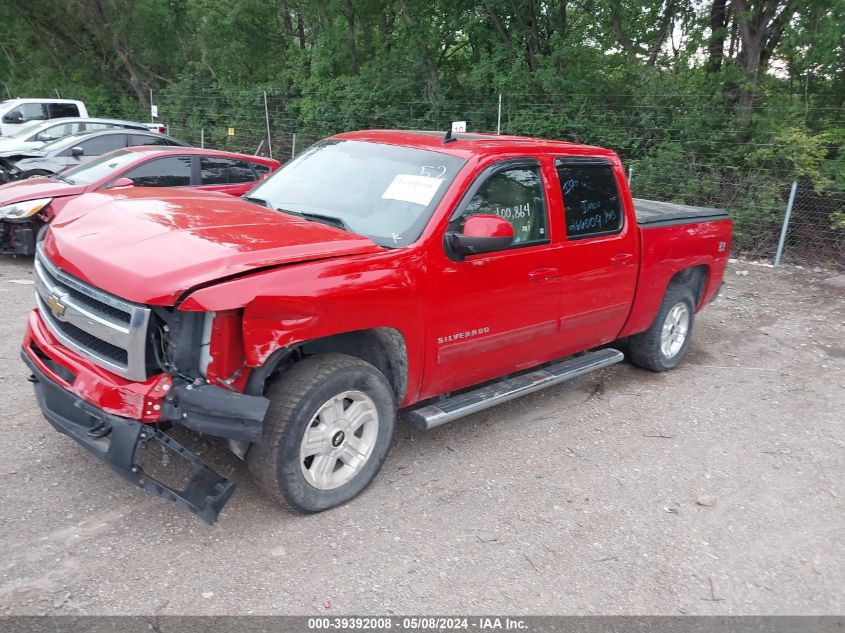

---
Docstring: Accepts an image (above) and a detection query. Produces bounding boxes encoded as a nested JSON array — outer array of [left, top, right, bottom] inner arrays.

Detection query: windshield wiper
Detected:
[[299, 211, 350, 231], [243, 195, 268, 207], [49, 174, 74, 185], [274, 207, 351, 232]]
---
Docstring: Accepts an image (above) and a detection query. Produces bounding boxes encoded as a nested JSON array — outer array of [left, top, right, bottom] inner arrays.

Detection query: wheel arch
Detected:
[[667, 264, 710, 309], [245, 327, 409, 403]]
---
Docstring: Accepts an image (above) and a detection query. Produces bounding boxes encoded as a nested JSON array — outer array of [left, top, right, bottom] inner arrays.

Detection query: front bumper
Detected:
[[0, 219, 37, 255], [22, 350, 236, 523]]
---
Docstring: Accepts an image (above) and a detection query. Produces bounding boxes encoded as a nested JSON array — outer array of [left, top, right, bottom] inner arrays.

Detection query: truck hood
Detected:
[[0, 148, 44, 159], [44, 189, 383, 305], [0, 176, 83, 205]]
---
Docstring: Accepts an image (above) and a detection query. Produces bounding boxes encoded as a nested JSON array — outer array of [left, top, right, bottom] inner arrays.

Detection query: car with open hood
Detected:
[[0, 117, 152, 156]]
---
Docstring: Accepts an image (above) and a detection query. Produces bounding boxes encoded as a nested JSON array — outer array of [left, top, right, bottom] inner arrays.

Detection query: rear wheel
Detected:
[[248, 353, 395, 513], [628, 283, 696, 372]]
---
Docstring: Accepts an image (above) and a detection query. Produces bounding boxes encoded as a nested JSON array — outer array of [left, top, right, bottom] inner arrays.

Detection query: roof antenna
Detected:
[[442, 128, 457, 144]]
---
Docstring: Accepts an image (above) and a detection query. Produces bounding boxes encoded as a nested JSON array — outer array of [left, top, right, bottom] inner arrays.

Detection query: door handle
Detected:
[[528, 267, 559, 281], [610, 253, 634, 265]]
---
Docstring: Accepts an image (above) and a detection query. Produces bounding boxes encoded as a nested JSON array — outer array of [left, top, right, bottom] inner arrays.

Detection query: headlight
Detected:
[[0, 197, 52, 220]]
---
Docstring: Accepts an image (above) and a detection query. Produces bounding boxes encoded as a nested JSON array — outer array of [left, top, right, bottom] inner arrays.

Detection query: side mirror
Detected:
[[2, 112, 23, 124], [70, 146, 84, 157], [107, 177, 134, 189], [445, 214, 514, 260]]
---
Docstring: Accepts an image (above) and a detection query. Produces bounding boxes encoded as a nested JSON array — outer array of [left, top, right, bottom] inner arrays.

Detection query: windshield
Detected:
[[39, 133, 89, 153], [248, 139, 466, 247], [59, 149, 138, 185], [6, 121, 43, 139]]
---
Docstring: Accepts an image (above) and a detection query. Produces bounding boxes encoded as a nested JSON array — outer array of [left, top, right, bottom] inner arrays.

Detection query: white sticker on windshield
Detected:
[[381, 174, 444, 206]]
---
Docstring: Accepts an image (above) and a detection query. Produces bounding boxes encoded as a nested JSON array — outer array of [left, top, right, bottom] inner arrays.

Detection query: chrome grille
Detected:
[[34, 245, 151, 380]]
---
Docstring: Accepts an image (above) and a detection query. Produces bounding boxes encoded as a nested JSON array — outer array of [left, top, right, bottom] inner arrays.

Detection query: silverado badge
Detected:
[[47, 293, 66, 319]]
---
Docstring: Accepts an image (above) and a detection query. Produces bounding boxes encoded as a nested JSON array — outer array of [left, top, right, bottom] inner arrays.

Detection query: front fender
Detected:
[[178, 250, 427, 405]]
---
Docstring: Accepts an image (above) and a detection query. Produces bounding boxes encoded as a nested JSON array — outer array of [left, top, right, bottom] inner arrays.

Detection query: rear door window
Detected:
[[130, 134, 171, 146], [47, 103, 80, 118], [123, 156, 193, 187], [200, 157, 258, 184], [85, 122, 124, 131], [78, 134, 127, 156], [229, 160, 257, 183], [556, 159, 623, 239]]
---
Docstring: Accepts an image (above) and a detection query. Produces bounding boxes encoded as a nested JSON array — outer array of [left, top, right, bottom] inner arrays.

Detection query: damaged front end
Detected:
[[23, 351, 238, 523], [23, 250, 269, 522]]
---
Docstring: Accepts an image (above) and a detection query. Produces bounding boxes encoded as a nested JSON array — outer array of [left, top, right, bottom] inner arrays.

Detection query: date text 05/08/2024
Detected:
[[307, 617, 528, 630]]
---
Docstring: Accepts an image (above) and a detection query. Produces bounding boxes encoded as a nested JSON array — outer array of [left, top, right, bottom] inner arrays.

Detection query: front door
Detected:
[[420, 158, 564, 399]]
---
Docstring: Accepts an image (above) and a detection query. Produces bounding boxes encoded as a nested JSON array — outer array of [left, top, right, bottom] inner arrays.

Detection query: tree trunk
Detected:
[[115, 44, 149, 107], [608, 0, 639, 57], [398, 0, 440, 88], [646, 0, 676, 67], [484, 1, 513, 52], [342, 1, 359, 75], [508, 0, 538, 69], [557, 1, 567, 41], [706, 0, 728, 72], [732, 0, 795, 133]]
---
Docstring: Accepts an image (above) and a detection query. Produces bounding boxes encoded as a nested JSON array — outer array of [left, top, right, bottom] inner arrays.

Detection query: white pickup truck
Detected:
[[0, 99, 89, 137]]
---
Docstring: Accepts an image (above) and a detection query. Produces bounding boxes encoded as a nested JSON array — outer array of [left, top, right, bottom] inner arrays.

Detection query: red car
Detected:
[[21, 130, 731, 522], [0, 146, 280, 254]]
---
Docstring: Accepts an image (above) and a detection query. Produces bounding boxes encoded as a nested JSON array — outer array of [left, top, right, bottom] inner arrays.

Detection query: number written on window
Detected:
[[557, 162, 623, 239], [458, 165, 548, 245]]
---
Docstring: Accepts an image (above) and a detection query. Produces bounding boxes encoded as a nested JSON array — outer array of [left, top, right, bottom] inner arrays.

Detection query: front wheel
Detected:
[[248, 353, 396, 513], [20, 170, 52, 180], [628, 283, 696, 372]]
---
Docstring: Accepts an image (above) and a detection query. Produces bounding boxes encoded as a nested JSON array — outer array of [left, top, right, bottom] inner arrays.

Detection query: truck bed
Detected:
[[634, 198, 729, 227]]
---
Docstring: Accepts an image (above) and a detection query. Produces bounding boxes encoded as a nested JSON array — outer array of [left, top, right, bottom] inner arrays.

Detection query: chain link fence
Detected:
[[115, 90, 845, 270]]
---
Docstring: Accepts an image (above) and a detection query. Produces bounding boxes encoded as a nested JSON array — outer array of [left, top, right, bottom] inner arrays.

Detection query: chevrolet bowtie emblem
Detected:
[[47, 293, 66, 319]]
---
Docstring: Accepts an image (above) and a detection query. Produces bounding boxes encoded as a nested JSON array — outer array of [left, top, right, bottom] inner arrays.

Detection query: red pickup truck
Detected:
[[21, 130, 731, 522]]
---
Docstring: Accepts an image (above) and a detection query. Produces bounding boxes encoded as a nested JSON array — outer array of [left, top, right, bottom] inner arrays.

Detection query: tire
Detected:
[[628, 283, 696, 372], [248, 353, 396, 513], [20, 170, 52, 180]]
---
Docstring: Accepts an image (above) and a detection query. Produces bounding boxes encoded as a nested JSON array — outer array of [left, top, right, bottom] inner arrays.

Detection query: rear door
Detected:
[[553, 157, 638, 352], [197, 156, 261, 196]]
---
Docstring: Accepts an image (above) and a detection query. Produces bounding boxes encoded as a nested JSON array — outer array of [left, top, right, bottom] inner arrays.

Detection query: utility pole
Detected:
[[497, 93, 502, 134], [263, 91, 273, 159]]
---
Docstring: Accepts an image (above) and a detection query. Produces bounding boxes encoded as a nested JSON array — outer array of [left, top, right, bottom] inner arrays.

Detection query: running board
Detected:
[[407, 348, 624, 430]]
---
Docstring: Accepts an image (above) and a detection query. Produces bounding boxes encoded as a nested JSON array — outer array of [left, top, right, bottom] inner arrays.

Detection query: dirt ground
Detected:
[[0, 255, 842, 616]]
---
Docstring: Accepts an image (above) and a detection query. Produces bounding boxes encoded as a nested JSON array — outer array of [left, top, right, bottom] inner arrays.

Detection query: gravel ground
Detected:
[[0, 255, 842, 616]]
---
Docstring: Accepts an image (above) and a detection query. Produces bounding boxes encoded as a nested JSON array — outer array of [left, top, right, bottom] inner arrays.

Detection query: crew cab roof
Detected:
[[332, 129, 617, 160]]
